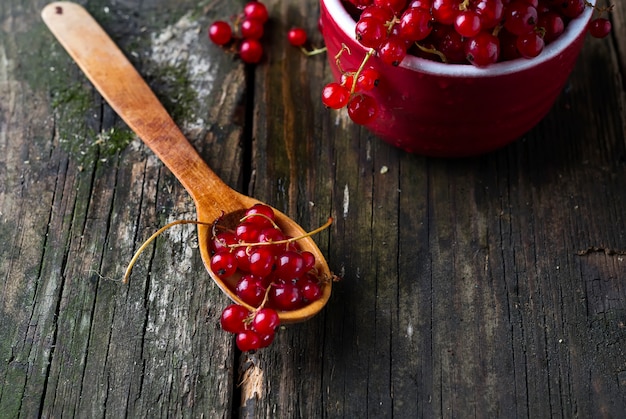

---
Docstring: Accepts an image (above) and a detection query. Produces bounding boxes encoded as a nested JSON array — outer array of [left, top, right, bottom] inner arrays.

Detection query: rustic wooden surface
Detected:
[[1, 0, 625, 417]]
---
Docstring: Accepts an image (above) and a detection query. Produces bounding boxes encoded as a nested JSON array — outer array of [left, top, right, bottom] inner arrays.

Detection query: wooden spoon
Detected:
[[41, 1, 332, 323]]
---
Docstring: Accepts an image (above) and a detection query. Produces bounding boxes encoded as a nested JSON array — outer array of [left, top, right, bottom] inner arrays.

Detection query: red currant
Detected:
[[208, 21, 233, 46], [243, 1, 269, 24], [557, 0, 586, 19], [236, 330, 262, 351], [355, 16, 387, 48], [269, 282, 303, 310], [239, 39, 264, 64], [537, 11, 565, 43], [244, 203, 275, 228], [465, 31, 500, 66], [321, 82, 351, 109], [399, 7, 433, 42], [252, 308, 280, 335], [454, 10, 483, 38], [248, 247, 276, 278], [361, 5, 396, 23], [473, 0, 505, 29], [220, 304, 250, 333], [503, 1, 538, 36], [588, 18, 612, 39], [236, 221, 262, 243], [432, 0, 460, 25], [210, 250, 238, 278], [515, 31, 545, 58], [210, 231, 237, 253], [347, 94, 378, 125], [356, 68, 380, 90], [235, 274, 267, 307], [274, 250, 306, 279], [287, 27, 308, 46], [378, 37, 408, 66], [241, 18, 265, 40]]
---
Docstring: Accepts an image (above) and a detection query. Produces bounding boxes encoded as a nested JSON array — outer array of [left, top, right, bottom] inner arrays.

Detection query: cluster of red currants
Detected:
[[209, 204, 326, 351], [207, 1, 269, 64], [344, 0, 613, 67], [321, 56, 381, 126]]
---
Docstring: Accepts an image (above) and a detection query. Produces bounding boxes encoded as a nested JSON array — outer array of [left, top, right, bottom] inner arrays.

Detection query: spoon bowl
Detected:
[[42, 1, 331, 323]]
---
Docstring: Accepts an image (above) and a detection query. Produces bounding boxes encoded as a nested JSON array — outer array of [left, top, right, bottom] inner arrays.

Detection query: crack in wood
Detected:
[[576, 246, 626, 256]]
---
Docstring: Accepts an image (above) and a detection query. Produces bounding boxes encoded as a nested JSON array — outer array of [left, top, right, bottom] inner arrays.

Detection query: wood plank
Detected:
[[1, 0, 244, 416], [1, 0, 625, 417]]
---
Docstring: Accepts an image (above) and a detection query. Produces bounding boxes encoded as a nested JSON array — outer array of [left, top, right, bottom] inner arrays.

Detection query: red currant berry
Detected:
[[239, 39, 264, 64], [503, 1, 538, 36], [516, 31, 545, 58], [235, 274, 267, 307], [408, 0, 433, 11], [234, 246, 252, 273], [287, 27, 308, 46], [378, 37, 408, 66], [355, 16, 387, 48], [557, 0, 585, 19], [432, 0, 460, 25], [361, 5, 395, 23], [588, 18, 612, 39], [236, 330, 262, 351], [301, 250, 316, 272], [258, 227, 286, 253], [465, 31, 500, 66], [299, 275, 323, 302], [537, 11, 564, 43], [269, 282, 303, 310], [257, 331, 275, 348], [210, 250, 238, 278], [220, 304, 250, 333], [374, 0, 408, 14], [321, 82, 351, 109], [248, 247, 276, 278], [241, 18, 264, 40], [210, 231, 238, 253], [208, 21, 233, 46], [236, 221, 262, 243], [274, 250, 306, 279], [399, 7, 433, 42], [347, 94, 378, 125], [454, 10, 483, 38], [474, 0, 505, 29], [356, 68, 380, 90], [243, 1, 269, 24], [341, 72, 356, 89], [252, 308, 280, 335], [244, 203, 275, 227]]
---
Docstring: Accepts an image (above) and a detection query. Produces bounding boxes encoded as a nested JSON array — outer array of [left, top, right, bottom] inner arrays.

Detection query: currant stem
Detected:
[[350, 49, 375, 93], [415, 43, 448, 63], [123, 219, 212, 284], [300, 45, 328, 56], [334, 43, 351, 74], [227, 217, 334, 249], [239, 213, 280, 229]]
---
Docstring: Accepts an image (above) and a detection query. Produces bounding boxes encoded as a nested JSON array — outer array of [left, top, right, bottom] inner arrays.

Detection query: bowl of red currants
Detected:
[[319, 0, 608, 157]]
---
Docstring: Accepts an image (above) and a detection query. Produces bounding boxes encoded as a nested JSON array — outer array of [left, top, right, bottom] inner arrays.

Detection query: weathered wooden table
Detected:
[[1, 0, 625, 417]]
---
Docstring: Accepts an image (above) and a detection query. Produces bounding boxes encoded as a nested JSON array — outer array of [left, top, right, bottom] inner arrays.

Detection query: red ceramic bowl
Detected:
[[319, 0, 595, 157]]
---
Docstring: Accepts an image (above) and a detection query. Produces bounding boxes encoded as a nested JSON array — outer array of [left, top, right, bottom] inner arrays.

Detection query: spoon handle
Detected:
[[41, 2, 228, 208]]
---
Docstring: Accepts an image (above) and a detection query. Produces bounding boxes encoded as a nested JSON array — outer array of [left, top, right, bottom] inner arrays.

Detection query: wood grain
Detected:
[[1, 0, 625, 417]]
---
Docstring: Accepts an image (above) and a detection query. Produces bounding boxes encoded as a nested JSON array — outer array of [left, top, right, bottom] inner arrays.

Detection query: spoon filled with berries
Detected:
[[42, 2, 333, 350]]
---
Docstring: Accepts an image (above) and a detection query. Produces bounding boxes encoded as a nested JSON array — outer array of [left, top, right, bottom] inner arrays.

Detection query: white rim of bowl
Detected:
[[323, 0, 595, 77]]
